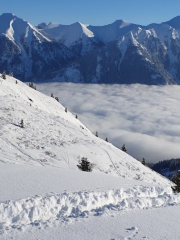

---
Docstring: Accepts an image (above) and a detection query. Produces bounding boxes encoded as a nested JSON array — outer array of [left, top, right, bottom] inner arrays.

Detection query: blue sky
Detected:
[[1, 0, 180, 26]]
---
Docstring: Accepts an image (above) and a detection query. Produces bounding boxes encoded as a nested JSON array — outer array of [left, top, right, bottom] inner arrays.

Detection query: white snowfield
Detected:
[[0, 185, 178, 231], [1, 75, 180, 239], [0, 75, 171, 186]]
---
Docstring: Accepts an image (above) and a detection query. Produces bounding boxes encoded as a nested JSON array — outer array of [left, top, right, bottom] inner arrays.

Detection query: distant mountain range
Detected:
[[1, 13, 180, 84]]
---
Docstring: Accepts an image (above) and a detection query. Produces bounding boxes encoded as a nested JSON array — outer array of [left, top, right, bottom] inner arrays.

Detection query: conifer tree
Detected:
[[2, 72, 6, 80], [95, 131, 98, 137], [142, 158, 146, 165], [65, 107, 67, 113], [76, 114, 78, 119], [55, 97, 59, 102], [172, 171, 180, 193], [121, 144, 127, 153], [77, 157, 93, 172], [20, 119, 24, 128], [105, 137, 108, 142], [9, 72, 13, 77]]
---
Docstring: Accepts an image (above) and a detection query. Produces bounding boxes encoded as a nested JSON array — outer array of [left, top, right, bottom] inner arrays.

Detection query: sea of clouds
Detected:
[[37, 83, 180, 163]]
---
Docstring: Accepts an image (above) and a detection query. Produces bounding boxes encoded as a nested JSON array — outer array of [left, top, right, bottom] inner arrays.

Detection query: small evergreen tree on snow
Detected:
[[65, 107, 67, 113], [55, 97, 59, 102], [15, 80, 18, 84], [9, 72, 13, 77], [77, 157, 93, 172], [2, 72, 6, 80], [20, 119, 24, 128], [142, 158, 146, 165], [29, 82, 36, 90], [121, 144, 127, 153], [75, 114, 78, 119], [172, 171, 180, 193], [51, 93, 54, 98], [95, 131, 98, 137], [105, 137, 108, 142]]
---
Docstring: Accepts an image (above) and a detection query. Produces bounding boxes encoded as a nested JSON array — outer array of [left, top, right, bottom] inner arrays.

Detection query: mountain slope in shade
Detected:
[[43, 27, 176, 85], [0, 13, 76, 80], [1, 13, 180, 84], [0, 74, 172, 186]]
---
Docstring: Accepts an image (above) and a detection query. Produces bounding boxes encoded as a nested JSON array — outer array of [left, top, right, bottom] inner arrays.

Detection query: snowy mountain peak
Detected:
[[113, 19, 132, 28], [46, 22, 60, 29], [0, 13, 51, 43]]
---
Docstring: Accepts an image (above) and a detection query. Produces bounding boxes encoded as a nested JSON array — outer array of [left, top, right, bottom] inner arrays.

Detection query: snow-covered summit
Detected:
[[87, 20, 141, 43], [0, 13, 51, 43], [41, 21, 103, 55], [43, 21, 94, 45], [0, 74, 172, 186]]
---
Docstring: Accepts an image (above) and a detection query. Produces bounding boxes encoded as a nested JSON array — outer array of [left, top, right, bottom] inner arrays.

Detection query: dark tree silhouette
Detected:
[[77, 157, 93, 172], [121, 144, 127, 153], [2, 72, 6, 80], [142, 158, 146, 165], [172, 171, 180, 193], [55, 97, 59, 102], [20, 119, 24, 128]]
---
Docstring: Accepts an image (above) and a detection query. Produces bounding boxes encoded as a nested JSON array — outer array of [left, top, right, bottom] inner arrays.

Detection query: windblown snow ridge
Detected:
[[0, 186, 178, 231]]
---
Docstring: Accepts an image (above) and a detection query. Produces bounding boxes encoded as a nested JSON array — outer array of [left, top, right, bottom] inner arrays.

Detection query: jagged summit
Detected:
[[41, 21, 102, 55], [1, 13, 180, 84], [0, 13, 50, 43]]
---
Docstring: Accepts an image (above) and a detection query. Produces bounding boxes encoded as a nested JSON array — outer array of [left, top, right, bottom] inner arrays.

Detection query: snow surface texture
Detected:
[[0, 185, 177, 231], [0, 76, 179, 240], [0, 76, 171, 185], [37, 82, 180, 163]]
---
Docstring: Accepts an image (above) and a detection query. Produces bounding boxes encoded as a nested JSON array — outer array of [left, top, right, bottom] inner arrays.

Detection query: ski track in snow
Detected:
[[0, 185, 179, 234]]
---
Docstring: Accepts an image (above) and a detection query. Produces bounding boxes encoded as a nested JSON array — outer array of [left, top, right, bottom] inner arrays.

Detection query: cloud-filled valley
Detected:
[[37, 83, 180, 163]]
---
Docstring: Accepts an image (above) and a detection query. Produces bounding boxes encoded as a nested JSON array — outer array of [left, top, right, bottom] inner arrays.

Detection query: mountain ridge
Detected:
[[1, 13, 180, 84]]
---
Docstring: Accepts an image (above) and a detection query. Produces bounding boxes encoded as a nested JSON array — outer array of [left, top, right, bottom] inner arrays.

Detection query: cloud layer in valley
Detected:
[[37, 83, 180, 163]]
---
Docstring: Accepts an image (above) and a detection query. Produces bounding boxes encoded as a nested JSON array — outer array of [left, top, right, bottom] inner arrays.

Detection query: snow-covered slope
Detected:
[[1, 13, 180, 84], [1, 75, 179, 240], [0, 74, 171, 186], [87, 20, 141, 43], [41, 22, 103, 55], [0, 13, 51, 43]]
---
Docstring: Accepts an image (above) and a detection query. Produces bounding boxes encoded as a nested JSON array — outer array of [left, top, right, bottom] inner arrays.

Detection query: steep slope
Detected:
[[0, 74, 171, 186], [163, 16, 180, 31], [44, 27, 176, 84], [41, 22, 104, 55], [0, 13, 76, 81], [36, 17, 180, 84], [87, 20, 142, 43], [1, 13, 180, 84]]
